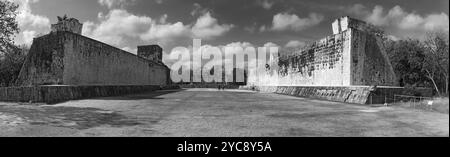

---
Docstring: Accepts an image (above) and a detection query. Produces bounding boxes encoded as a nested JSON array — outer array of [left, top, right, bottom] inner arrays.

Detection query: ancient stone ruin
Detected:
[[15, 16, 170, 86], [248, 16, 397, 87], [0, 16, 174, 103], [245, 16, 431, 104]]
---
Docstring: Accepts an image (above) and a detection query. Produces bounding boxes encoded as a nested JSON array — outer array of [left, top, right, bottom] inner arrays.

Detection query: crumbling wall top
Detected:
[[332, 16, 383, 35], [51, 15, 83, 34]]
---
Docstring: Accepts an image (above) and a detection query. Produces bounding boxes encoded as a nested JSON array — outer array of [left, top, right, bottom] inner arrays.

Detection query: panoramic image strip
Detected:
[[0, 0, 448, 145]]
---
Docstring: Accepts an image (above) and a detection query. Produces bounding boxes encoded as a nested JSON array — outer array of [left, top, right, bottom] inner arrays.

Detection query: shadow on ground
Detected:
[[0, 105, 143, 129], [93, 89, 186, 101]]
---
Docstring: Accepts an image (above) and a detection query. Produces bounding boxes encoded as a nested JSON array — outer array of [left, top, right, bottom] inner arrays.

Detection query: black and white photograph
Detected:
[[0, 0, 448, 155]]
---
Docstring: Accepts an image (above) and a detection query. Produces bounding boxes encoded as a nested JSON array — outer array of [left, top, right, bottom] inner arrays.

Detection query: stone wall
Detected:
[[247, 16, 397, 87], [252, 30, 352, 86], [251, 86, 372, 104], [15, 31, 170, 86], [350, 29, 397, 86], [180, 84, 241, 89], [138, 45, 163, 63], [242, 17, 402, 105]]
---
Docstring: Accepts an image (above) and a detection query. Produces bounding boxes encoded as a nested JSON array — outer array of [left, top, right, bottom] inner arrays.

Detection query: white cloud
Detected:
[[98, 0, 135, 9], [154, 0, 163, 4], [285, 40, 306, 48], [225, 42, 255, 48], [140, 22, 190, 42], [387, 35, 400, 41], [159, 14, 168, 24], [81, 21, 96, 36], [365, 5, 404, 26], [22, 30, 36, 45], [422, 13, 449, 31], [263, 42, 279, 48], [269, 13, 324, 32], [192, 12, 234, 39], [83, 9, 233, 50], [259, 25, 267, 32], [82, 9, 153, 46], [354, 5, 449, 32], [11, 0, 50, 45], [398, 13, 424, 29], [345, 4, 449, 39], [11, 0, 49, 28]]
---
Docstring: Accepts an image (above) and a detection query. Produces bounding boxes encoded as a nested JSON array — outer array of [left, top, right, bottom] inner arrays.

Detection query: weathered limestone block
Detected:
[[253, 86, 370, 104], [51, 16, 83, 34], [247, 16, 397, 87], [15, 31, 170, 87], [15, 16, 171, 87], [0, 85, 179, 104], [138, 45, 163, 63], [247, 85, 433, 105]]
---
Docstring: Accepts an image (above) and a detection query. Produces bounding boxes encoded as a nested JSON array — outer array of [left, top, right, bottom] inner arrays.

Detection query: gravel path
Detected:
[[0, 88, 448, 137]]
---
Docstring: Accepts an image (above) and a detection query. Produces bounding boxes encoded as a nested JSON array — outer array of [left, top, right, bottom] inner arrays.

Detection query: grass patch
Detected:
[[393, 97, 449, 114]]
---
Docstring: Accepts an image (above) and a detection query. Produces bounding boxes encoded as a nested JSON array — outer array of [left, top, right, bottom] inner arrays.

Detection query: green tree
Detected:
[[423, 32, 449, 96], [0, 0, 19, 53], [0, 45, 27, 87], [386, 32, 449, 96], [1, 0, 24, 87], [386, 39, 429, 88]]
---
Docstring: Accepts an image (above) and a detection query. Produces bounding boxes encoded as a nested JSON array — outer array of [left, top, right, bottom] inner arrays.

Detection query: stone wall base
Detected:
[[179, 84, 241, 89], [240, 86, 433, 105], [0, 85, 180, 104]]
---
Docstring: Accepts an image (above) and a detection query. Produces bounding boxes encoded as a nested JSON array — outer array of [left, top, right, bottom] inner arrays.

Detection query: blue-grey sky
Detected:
[[11, 0, 450, 62]]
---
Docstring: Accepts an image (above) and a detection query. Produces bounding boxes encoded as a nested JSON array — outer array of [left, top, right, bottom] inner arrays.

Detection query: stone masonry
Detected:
[[51, 15, 83, 34], [0, 16, 176, 103], [243, 16, 407, 104], [15, 16, 171, 87], [247, 16, 397, 87], [137, 45, 163, 63]]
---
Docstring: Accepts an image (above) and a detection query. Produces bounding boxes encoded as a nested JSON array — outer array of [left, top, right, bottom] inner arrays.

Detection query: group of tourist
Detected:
[[217, 85, 226, 91]]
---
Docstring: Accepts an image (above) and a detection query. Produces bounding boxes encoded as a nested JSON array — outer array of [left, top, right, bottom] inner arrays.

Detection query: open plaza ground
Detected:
[[0, 88, 448, 137]]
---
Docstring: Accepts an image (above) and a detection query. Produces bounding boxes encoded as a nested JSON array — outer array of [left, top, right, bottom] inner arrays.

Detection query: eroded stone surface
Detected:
[[248, 16, 397, 87]]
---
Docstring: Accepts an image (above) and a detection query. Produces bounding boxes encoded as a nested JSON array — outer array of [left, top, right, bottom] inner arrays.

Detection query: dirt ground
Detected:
[[0, 88, 448, 137]]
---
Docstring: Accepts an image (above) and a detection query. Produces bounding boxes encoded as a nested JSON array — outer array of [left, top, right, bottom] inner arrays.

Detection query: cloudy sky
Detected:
[[10, 0, 449, 64]]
